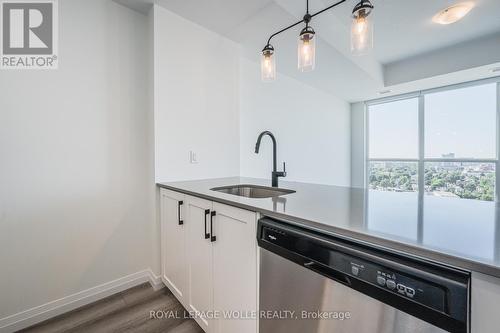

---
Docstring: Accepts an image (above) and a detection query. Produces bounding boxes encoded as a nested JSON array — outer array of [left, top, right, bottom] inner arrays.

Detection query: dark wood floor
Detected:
[[19, 283, 203, 333]]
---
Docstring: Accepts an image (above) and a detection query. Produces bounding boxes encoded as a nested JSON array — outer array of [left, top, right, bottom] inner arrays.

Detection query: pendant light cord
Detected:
[[265, 0, 347, 45]]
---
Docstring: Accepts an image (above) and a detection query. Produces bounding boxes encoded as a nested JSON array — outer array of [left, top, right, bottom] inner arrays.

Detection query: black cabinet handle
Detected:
[[178, 201, 184, 225], [210, 211, 216, 242], [204, 209, 210, 239]]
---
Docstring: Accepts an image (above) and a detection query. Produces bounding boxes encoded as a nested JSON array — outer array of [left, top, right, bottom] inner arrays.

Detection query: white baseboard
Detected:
[[148, 270, 165, 291], [0, 268, 164, 333]]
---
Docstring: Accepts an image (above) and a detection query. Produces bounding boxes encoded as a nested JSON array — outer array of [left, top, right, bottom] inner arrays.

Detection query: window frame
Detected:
[[364, 77, 500, 201]]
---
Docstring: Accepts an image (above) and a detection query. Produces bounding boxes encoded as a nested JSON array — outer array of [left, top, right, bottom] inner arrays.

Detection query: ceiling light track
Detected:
[[264, 0, 345, 47], [261, 0, 374, 82]]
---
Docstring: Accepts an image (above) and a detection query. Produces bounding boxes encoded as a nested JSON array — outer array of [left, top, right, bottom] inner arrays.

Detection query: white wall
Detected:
[[152, 5, 351, 187], [0, 0, 155, 324], [350, 102, 366, 188], [154, 5, 240, 182], [384, 32, 500, 87], [239, 58, 351, 186]]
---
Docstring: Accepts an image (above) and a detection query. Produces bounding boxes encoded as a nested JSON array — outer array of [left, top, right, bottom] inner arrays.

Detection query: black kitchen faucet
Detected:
[[255, 131, 286, 187]]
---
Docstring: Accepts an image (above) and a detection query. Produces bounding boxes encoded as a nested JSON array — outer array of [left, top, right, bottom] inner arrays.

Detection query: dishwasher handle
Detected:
[[303, 261, 351, 286]]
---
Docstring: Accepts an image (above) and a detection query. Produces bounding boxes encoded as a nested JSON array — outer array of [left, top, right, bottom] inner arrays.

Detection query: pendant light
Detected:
[[298, 14, 315, 72], [351, 0, 374, 56], [261, 44, 276, 81], [260, 0, 375, 81]]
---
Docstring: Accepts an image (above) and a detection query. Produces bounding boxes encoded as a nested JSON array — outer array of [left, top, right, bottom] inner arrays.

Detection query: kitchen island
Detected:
[[158, 177, 500, 278], [158, 177, 500, 333]]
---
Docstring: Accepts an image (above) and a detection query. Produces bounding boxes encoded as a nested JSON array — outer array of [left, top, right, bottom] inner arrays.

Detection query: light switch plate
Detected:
[[189, 150, 198, 164]]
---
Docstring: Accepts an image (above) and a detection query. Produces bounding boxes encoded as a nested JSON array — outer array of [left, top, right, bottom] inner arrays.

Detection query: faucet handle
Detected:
[[282, 162, 287, 177]]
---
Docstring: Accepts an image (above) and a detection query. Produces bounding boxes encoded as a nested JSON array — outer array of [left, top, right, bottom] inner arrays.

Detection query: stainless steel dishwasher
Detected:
[[258, 217, 470, 333]]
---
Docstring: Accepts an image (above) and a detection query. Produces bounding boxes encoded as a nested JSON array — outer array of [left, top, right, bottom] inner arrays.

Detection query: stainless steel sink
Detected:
[[210, 184, 295, 199]]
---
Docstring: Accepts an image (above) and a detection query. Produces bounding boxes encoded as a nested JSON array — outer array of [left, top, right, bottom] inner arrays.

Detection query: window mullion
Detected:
[[496, 82, 500, 202], [417, 94, 425, 243], [495, 82, 500, 262], [418, 94, 425, 190]]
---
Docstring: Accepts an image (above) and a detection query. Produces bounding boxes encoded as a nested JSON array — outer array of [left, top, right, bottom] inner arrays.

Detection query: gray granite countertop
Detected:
[[157, 177, 500, 278]]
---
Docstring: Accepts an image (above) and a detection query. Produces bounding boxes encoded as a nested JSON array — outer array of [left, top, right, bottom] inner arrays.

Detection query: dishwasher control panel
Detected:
[[376, 271, 415, 298], [346, 257, 445, 311]]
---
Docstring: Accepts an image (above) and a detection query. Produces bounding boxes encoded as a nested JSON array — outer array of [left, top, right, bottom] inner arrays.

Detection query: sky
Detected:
[[369, 83, 497, 159]]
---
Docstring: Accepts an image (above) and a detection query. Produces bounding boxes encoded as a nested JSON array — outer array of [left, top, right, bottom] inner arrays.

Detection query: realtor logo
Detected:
[[1, 0, 58, 69]]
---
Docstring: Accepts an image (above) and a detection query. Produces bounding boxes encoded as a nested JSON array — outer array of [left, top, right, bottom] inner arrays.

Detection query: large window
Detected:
[[367, 81, 499, 201]]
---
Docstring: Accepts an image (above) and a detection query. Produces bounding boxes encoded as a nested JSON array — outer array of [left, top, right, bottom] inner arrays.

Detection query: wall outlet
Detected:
[[189, 150, 198, 164]]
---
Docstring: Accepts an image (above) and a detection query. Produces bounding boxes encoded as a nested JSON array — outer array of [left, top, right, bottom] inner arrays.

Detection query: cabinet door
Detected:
[[186, 195, 214, 332], [160, 189, 187, 302], [471, 272, 500, 332], [212, 202, 258, 333]]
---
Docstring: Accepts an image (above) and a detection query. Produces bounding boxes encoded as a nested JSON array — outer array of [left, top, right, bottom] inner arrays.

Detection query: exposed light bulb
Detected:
[[302, 41, 311, 61], [264, 57, 271, 69], [355, 16, 367, 34], [298, 26, 315, 72], [261, 44, 276, 82]]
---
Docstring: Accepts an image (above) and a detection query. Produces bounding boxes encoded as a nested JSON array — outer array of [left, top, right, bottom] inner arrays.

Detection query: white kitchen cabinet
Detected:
[[160, 188, 187, 303], [186, 196, 214, 332], [471, 272, 500, 332], [212, 202, 258, 333], [160, 189, 258, 333]]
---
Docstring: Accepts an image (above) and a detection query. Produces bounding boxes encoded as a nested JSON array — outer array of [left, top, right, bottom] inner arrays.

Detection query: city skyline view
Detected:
[[368, 83, 497, 202]]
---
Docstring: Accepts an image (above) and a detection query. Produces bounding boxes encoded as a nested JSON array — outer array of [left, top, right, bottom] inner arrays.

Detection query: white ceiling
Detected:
[[321, 0, 500, 64], [116, 0, 500, 102]]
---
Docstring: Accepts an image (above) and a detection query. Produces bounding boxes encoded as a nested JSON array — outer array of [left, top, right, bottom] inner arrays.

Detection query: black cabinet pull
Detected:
[[178, 201, 184, 225], [204, 209, 210, 239], [210, 211, 217, 242]]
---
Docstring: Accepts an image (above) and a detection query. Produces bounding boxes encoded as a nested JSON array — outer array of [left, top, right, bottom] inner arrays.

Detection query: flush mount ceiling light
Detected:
[[432, 2, 475, 25], [260, 0, 374, 81]]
